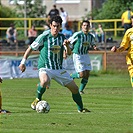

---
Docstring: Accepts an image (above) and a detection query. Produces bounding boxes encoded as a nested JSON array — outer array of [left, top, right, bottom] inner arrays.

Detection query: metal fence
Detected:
[[0, 18, 124, 37]]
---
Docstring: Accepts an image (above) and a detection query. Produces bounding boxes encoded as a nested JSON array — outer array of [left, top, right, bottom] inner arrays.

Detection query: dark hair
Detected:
[[60, 7, 63, 11], [65, 23, 69, 29], [81, 20, 90, 27], [50, 16, 62, 25], [53, 4, 56, 8]]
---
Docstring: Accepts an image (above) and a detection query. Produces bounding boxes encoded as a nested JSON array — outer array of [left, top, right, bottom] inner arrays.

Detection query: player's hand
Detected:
[[63, 39, 70, 47], [19, 64, 26, 72], [93, 46, 97, 50], [111, 46, 117, 52]]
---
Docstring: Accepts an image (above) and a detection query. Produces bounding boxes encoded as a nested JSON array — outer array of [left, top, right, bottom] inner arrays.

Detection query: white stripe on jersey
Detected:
[[48, 38, 52, 68], [31, 30, 50, 50], [68, 31, 80, 44], [80, 34, 83, 54]]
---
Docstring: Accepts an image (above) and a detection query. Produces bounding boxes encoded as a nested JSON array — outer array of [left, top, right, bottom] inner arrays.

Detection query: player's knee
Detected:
[[40, 81, 48, 88], [66, 81, 79, 93], [71, 87, 79, 94], [71, 83, 79, 94]]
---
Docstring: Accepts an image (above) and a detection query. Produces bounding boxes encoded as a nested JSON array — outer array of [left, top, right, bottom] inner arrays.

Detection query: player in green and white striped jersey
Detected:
[[19, 16, 90, 113], [68, 20, 97, 94]]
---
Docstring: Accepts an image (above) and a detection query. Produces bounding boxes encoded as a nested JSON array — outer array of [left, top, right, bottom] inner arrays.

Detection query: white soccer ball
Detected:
[[36, 100, 50, 113]]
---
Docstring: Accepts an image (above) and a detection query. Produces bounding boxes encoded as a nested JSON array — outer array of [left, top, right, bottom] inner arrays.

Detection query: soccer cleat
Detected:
[[31, 98, 39, 110], [0, 109, 11, 114], [78, 108, 91, 113], [79, 91, 85, 95]]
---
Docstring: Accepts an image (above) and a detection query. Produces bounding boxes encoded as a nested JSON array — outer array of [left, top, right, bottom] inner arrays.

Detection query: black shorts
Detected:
[[28, 37, 36, 44]]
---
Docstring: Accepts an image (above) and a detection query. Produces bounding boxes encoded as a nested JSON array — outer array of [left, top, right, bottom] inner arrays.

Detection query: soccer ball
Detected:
[[36, 100, 50, 113]]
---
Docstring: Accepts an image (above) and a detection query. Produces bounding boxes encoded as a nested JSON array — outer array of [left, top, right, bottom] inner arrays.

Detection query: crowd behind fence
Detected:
[[0, 18, 124, 37]]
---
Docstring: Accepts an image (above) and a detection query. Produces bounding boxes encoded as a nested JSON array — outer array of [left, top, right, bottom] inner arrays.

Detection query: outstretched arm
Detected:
[[19, 46, 33, 72], [111, 46, 125, 52]]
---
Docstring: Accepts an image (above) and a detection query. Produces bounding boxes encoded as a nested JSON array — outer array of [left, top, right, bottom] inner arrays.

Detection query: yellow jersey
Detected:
[[121, 10, 133, 23], [120, 27, 133, 64]]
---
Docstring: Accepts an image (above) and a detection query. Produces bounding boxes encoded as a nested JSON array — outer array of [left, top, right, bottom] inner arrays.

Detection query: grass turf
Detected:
[[0, 73, 132, 133]]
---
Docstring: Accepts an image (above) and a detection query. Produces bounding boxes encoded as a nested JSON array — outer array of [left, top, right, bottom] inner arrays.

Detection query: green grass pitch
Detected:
[[0, 72, 132, 133]]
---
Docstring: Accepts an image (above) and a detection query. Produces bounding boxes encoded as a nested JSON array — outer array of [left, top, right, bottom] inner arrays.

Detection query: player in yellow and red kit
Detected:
[[111, 27, 133, 87]]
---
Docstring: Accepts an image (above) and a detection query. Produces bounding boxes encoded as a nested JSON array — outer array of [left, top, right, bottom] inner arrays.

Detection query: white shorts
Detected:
[[39, 68, 73, 86], [73, 53, 92, 72]]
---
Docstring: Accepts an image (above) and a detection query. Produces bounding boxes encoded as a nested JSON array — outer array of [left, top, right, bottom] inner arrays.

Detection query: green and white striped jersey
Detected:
[[68, 31, 95, 54], [30, 30, 66, 70]]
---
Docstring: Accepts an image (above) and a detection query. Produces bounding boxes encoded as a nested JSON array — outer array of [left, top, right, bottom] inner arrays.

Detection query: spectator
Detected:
[[62, 23, 73, 39], [60, 7, 68, 30], [89, 27, 98, 42], [6, 23, 17, 48], [0, 77, 10, 114], [28, 25, 37, 45], [47, 4, 59, 25], [121, 7, 133, 33], [96, 24, 105, 43]]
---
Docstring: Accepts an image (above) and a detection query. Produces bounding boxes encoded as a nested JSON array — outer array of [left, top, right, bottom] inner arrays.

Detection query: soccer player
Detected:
[[19, 16, 90, 113], [68, 20, 97, 94], [111, 27, 133, 87], [0, 78, 10, 114]]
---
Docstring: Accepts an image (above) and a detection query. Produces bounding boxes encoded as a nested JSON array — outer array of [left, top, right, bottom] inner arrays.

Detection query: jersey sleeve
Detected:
[[30, 34, 44, 51], [90, 34, 96, 47], [68, 32, 78, 44], [120, 29, 131, 49]]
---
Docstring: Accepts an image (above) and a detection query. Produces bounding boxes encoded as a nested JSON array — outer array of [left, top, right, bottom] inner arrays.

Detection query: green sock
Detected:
[[37, 83, 46, 101], [72, 92, 83, 111], [79, 78, 88, 92], [70, 72, 80, 79]]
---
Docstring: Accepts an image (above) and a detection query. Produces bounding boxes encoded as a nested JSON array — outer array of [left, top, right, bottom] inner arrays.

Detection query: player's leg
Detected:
[[79, 55, 91, 94], [79, 70, 90, 94], [31, 69, 50, 110], [70, 53, 80, 79], [65, 81, 90, 112], [65, 81, 83, 111], [127, 65, 133, 87], [54, 69, 83, 111], [54, 69, 90, 112], [78, 54, 91, 94]]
